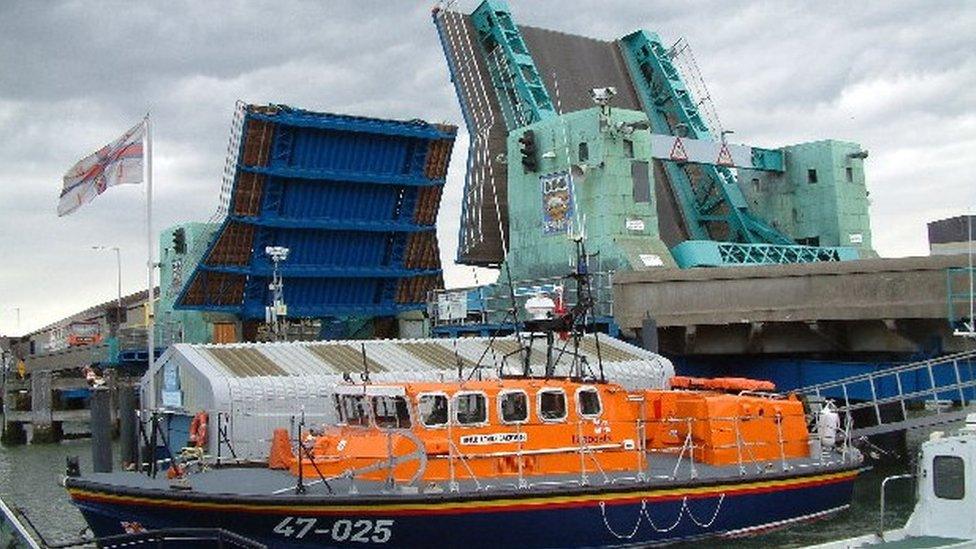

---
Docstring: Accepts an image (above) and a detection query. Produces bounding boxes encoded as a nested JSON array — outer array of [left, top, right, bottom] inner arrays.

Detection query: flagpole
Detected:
[[144, 116, 155, 368]]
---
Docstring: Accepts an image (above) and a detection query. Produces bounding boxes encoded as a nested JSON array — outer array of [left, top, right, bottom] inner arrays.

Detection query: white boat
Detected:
[[809, 414, 976, 548]]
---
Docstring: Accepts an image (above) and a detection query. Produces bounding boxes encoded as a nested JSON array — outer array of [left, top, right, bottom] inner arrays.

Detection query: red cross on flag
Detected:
[[58, 119, 146, 216]]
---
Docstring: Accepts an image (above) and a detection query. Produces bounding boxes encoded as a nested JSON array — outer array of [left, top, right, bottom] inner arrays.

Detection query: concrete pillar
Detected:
[[103, 368, 118, 432], [118, 385, 137, 468], [1, 422, 26, 445], [30, 371, 58, 444], [90, 387, 113, 473], [640, 316, 658, 353]]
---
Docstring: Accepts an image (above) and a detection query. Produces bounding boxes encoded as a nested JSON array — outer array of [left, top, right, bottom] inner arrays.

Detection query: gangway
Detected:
[[797, 349, 976, 438]]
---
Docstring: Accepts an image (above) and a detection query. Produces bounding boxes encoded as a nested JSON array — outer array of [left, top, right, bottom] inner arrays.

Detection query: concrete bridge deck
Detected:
[[613, 254, 974, 355]]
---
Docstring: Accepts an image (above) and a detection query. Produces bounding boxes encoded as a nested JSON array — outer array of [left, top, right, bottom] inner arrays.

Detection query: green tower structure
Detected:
[[157, 222, 231, 345], [504, 106, 678, 281], [435, 0, 874, 283]]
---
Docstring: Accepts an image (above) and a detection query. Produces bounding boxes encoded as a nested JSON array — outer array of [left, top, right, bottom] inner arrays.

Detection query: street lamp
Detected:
[[265, 246, 290, 341], [91, 246, 122, 308]]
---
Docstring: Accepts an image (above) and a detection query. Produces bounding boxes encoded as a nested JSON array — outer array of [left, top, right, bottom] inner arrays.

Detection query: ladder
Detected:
[[797, 349, 976, 437]]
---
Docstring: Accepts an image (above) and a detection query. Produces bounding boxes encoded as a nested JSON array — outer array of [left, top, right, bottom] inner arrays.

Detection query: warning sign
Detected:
[[669, 137, 688, 162], [716, 142, 734, 166]]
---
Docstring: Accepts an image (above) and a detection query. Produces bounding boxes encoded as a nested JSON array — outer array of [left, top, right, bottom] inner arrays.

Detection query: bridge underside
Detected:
[[614, 254, 975, 355]]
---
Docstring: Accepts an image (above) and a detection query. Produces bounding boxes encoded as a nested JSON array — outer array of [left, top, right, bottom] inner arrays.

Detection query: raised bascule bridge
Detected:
[[430, 0, 976, 446]]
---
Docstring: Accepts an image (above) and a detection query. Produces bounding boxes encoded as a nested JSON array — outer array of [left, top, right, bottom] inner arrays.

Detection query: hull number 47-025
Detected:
[[273, 517, 394, 543]]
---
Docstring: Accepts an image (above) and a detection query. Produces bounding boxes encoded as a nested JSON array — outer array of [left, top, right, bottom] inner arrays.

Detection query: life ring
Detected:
[[189, 411, 208, 447]]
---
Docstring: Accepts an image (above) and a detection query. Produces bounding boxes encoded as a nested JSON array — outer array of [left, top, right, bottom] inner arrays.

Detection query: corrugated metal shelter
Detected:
[[175, 104, 457, 319], [142, 335, 673, 460]]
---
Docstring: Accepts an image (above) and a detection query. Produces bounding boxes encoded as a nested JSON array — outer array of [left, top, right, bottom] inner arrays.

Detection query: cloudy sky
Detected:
[[1, 0, 973, 335]]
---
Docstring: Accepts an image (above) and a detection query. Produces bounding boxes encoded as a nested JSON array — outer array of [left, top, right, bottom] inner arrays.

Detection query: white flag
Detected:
[[58, 120, 146, 217]]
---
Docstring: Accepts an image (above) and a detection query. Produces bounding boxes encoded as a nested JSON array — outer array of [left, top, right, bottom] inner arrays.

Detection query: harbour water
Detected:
[[0, 434, 916, 548]]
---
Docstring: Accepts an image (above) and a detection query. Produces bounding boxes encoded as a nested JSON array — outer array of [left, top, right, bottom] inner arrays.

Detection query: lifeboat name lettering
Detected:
[[459, 432, 527, 445]]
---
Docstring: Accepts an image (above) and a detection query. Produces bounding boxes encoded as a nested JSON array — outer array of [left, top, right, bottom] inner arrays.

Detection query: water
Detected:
[[0, 438, 919, 548]]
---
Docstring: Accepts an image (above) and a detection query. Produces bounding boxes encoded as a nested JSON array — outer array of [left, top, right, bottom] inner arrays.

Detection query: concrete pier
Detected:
[[613, 254, 974, 355]]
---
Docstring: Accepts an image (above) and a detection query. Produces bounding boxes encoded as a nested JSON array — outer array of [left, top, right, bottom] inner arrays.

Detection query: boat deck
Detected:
[[68, 450, 860, 501]]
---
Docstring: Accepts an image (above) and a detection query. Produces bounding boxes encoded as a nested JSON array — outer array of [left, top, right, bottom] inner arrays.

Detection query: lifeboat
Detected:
[[63, 241, 862, 548], [65, 366, 862, 548]]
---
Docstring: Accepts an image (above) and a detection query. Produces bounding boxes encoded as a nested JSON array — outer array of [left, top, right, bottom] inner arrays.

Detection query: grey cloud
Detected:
[[1, 0, 973, 332]]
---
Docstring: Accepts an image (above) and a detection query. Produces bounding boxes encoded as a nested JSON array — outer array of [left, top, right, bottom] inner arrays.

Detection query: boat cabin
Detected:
[[269, 377, 814, 485], [902, 419, 976, 541]]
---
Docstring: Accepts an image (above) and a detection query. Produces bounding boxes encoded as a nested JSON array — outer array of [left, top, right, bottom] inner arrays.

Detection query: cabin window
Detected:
[[337, 394, 370, 427], [499, 391, 529, 424], [807, 169, 818, 184], [577, 387, 602, 418], [933, 455, 965, 500], [372, 396, 411, 429], [578, 142, 589, 162], [455, 392, 487, 425], [418, 393, 448, 427], [538, 389, 567, 422]]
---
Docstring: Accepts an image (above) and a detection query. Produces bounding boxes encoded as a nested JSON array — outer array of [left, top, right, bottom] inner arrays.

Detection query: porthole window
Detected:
[[455, 392, 487, 425], [538, 389, 567, 422], [933, 455, 965, 500], [577, 388, 602, 418], [418, 394, 448, 427], [499, 391, 528, 424]]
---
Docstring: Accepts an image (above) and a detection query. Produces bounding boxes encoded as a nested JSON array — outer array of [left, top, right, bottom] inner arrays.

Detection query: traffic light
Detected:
[[519, 130, 538, 172], [173, 228, 187, 254]]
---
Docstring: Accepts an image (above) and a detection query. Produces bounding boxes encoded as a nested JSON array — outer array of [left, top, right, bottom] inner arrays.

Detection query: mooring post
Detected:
[[118, 384, 137, 468], [90, 387, 113, 473]]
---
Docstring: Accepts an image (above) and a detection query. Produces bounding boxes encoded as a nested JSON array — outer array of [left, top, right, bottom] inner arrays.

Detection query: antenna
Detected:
[[453, 337, 464, 381], [359, 342, 371, 384], [569, 226, 605, 383]]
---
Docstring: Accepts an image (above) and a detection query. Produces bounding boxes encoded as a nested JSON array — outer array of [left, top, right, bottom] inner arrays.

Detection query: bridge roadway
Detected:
[[613, 254, 975, 355]]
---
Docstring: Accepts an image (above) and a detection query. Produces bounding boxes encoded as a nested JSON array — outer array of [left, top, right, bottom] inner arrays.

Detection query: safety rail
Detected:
[[31, 527, 264, 549], [0, 496, 39, 549], [878, 473, 913, 540], [177, 100, 247, 287], [797, 349, 976, 438], [271, 411, 852, 497]]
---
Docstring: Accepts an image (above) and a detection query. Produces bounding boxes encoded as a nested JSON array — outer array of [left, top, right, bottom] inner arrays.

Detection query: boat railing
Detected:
[[180, 406, 854, 496], [35, 527, 265, 549], [878, 473, 914, 540], [0, 496, 40, 549]]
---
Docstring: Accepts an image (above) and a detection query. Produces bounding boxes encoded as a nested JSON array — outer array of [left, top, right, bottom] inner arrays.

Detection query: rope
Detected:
[[684, 493, 725, 528], [598, 501, 643, 540], [641, 499, 684, 533], [597, 493, 726, 540]]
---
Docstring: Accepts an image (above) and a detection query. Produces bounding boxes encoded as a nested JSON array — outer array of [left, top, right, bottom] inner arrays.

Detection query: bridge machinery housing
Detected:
[[435, 0, 874, 281]]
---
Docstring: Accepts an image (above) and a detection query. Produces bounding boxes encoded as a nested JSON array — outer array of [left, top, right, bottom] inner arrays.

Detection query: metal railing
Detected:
[[274, 407, 852, 497], [797, 349, 976, 437], [180, 101, 247, 280], [878, 473, 913, 540]]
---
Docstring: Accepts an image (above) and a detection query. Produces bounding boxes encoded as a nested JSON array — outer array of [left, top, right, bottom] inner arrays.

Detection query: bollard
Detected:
[[641, 315, 659, 353], [118, 385, 137, 468], [90, 387, 113, 473]]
